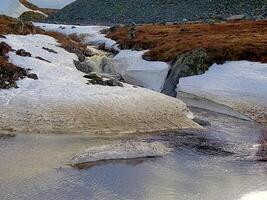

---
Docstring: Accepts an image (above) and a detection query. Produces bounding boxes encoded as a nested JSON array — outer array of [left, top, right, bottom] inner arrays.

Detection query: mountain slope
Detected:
[[49, 0, 266, 24]]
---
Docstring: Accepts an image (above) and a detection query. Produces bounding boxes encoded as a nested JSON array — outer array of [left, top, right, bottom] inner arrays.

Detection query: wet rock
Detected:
[[84, 72, 123, 87], [0, 35, 6, 39], [16, 49, 32, 57], [162, 48, 213, 97], [71, 26, 76, 29], [73, 60, 94, 74], [0, 133, 16, 139], [42, 47, 58, 54], [104, 79, 123, 87], [193, 118, 211, 127]]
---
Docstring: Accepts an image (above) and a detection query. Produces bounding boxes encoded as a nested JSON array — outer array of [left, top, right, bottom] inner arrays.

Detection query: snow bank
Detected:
[[0, 34, 199, 134], [177, 61, 267, 123], [239, 191, 267, 200], [71, 141, 170, 165], [114, 50, 169, 91], [34, 22, 116, 49], [0, 0, 30, 18]]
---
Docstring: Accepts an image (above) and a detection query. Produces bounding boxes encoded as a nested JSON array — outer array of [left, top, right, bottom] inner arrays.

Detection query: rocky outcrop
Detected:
[[162, 48, 213, 97]]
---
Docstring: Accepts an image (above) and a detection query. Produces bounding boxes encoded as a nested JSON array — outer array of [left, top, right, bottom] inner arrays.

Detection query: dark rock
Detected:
[[0, 133, 16, 139], [193, 118, 211, 127], [0, 35, 6, 39], [42, 47, 58, 54], [161, 48, 213, 97], [27, 73, 38, 80], [104, 79, 123, 87], [71, 26, 76, 29], [73, 60, 94, 74], [35, 56, 51, 63], [16, 49, 32, 57], [84, 72, 123, 87], [82, 49, 94, 57]]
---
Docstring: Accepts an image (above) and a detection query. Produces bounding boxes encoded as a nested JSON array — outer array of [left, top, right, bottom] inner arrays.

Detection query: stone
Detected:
[[73, 60, 94, 74], [16, 49, 32, 57], [161, 48, 213, 97], [27, 73, 38, 80], [42, 47, 58, 54]]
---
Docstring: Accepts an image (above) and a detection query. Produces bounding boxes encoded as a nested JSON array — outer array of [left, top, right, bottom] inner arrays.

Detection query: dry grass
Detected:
[[107, 20, 267, 63]]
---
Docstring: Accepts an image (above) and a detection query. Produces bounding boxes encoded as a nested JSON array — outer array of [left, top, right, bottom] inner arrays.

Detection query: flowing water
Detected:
[[0, 108, 266, 200]]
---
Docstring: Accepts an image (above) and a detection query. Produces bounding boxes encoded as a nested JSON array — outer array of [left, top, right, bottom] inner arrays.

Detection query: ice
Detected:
[[71, 141, 171, 165]]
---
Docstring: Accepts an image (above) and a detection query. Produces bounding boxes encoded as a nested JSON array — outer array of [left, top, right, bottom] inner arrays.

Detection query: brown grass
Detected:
[[107, 20, 267, 63]]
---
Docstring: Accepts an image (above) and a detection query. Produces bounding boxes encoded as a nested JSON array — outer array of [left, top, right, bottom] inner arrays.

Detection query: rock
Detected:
[[35, 56, 51, 63], [16, 49, 32, 57], [42, 47, 58, 54], [71, 26, 76, 29], [73, 60, 94, 74], [161, 48, 213, 97], [0, 133, 16, 139], [27, 73, 38, 80], [84, 72, 123, 87], [192, 118, 211, 127], [104, 79, 123, 87], [83, 72, 103, 80]]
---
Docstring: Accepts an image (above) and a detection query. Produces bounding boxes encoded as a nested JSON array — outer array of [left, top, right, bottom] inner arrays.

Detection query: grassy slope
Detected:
[[107, 20, 267, 63]]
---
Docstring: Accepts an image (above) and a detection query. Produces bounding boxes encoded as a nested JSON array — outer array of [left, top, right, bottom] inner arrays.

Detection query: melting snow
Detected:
[[71, 140, 171, 165], [178, 61, 267, 122], [0, 34, 199, 134]]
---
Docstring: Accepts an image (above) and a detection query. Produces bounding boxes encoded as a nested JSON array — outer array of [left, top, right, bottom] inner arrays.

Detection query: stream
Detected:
[[0, 107, 266, 200]]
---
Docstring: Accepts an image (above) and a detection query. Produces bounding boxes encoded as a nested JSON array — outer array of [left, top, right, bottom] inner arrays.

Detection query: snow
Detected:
[[0, 34, 199, 134], [0, 0, 30, 18], [34, 23, 170, 91], [71, 140, 171, 165], [177, 61, 267, 123], [113, 50, 169, 91], [34, 22, 117, 49], [239, 191, 267, 200]]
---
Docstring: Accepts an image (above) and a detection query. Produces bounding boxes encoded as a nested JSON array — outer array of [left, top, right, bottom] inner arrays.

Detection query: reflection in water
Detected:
[[72, 157, 157, 170], [0, 108, 266, 200], [256, 127, 267, 162]]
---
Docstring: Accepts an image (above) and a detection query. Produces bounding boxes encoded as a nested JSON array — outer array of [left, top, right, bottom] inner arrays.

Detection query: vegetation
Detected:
[[107, 20, 267, 63]]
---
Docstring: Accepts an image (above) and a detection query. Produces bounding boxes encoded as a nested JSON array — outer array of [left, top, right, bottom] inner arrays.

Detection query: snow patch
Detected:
[[34, 22, 117, 49], [239, 191, 267, 200], [178, 61, 267, 123], [71, 141, 171, 165]]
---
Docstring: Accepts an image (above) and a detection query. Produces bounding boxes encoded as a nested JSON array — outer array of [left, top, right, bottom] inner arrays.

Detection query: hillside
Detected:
[[49, 0, 266, 24]]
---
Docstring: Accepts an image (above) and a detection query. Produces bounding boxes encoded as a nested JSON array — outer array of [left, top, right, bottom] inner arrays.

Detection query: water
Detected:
[[0, 108, 266, 200]]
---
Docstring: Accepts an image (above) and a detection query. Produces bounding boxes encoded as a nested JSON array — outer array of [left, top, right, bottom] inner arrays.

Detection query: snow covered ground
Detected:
[[35, 23, 169, 91], [177, 61, 267, 123], [0, 0, 47, 18], [0, 34, 199, 134], [71, 140, 170, 165]]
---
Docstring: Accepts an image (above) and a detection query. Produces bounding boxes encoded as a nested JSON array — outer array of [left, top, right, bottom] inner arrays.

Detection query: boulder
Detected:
[[16, 49, 32, 57], [161, 48, 213, 97]]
